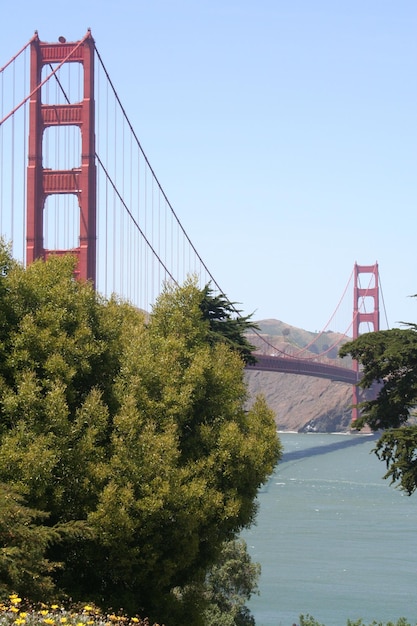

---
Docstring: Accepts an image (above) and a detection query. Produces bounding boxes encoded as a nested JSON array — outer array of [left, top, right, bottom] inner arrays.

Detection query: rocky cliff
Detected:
[[245, 320, 355, 432]]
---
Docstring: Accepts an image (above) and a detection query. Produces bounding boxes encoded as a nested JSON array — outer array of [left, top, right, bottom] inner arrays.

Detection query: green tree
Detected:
[[203, 539, 260, 626], [0, 246, 281, 625], [199, 284, 259, 365], [0, 482, 59, 599], [339, 325, 417, 495], [0, 483, 89, 601]]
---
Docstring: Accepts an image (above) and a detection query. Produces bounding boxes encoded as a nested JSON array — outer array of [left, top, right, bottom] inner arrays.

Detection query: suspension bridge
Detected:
[[0, 31, 384, 420]]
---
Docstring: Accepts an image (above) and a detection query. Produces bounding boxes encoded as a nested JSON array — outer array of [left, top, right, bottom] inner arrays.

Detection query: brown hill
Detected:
[[245, 320, 355, 432]]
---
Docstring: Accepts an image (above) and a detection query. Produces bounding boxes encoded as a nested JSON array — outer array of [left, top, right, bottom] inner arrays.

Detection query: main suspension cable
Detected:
[[0, 32, 90, 126], [0, 34, 36, 74], [93, 44, 225, 296]]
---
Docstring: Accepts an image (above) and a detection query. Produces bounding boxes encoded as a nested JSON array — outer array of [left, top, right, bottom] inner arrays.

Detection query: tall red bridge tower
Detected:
[[352, 262, 380, 421], [26, 31, 96, 283]]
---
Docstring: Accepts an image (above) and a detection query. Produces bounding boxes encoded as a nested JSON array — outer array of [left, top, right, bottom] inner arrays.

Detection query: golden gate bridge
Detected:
[[0, 31, 384, 419]]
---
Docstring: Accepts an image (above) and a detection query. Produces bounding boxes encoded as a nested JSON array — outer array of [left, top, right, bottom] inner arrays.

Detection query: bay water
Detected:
[[242, 433, 417, 626]]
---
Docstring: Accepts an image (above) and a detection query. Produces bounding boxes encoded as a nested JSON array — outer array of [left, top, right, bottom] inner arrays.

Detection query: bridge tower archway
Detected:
[[352, 262, 380, 421], [26, 31, 96, 283]]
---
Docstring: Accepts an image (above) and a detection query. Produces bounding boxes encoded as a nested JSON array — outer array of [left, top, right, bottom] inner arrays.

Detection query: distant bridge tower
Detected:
[[352, 263, 380, 421], [26, 31, 96, 283]]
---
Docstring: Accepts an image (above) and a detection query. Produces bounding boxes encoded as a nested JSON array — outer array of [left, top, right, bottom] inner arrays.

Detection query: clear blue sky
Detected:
[[2, 1, 416, 332]]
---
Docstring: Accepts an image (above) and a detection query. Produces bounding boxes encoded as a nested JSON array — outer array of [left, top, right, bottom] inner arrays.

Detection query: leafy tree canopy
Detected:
[[198, 285, 259, 365], [339, 324, 417, 495], [203, 538, 260, 626], [0, 242, 281, 625]]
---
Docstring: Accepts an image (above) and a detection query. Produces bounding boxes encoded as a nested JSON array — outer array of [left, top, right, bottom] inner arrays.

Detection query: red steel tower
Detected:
[[352, 262, 380, 421], [26, 30, 96, 283]]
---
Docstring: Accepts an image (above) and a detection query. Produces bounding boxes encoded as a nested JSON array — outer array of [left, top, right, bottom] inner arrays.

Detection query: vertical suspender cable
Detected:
[[1, 64, 3, 234], [11, 59, 15, 246], [22, 48, 28, 258], [120, 111, 125, 295], [129, 129, 133, 301], [112, 92, 117, 294], [151, 175, 154, 305], [96, 57, 100, 285], [378, 274, 389, 329], [104, 70, 109, 296], [144, 162, 148, 308], [94, 45, 226, 298], [136, 137, 140, 308], [158, 190, 161, 292]]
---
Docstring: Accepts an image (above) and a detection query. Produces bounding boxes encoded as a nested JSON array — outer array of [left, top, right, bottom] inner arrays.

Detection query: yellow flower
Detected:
[[19, 612, 28, 617], [131, 619, 139, 623], [60, 618, 67, 623], [51, 605, 59, 610], [10, 606, 19, 613], [10, 597, 22, 605], [15, 619, 26, 625], [43, 619, 55, 625], [40, 610, 49, 616], [77, 622, 85, 626], [83, 605, 94, 612]]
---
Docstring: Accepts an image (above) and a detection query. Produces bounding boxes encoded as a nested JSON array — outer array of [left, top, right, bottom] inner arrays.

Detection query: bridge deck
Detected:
[[248, 354, 359, 384]]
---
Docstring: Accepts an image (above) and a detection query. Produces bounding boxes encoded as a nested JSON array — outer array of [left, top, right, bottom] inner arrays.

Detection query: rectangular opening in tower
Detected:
[[44, 194, 80, 251], [41, 62, 83, 105]]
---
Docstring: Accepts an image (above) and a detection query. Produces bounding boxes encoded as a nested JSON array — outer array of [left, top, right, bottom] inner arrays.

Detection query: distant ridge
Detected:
[[245, 319, 354, 433]]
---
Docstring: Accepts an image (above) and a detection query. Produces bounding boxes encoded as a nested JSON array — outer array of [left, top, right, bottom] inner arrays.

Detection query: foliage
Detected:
[[339, 326, 417, 494], [299, 616, 326, 626], [346, 620, 412, 626], [0, 484, 91, 601], [298, 617, 413, 626], [0, 245, 281, 625], [0, 484, 59, 599], [373, 426, 417, 495], [198, 285, 259, 365], [203, 539, 259, 626], [339, 328, 417, 431], [0, 600, 413, 626], [0, 595, 162, 626]]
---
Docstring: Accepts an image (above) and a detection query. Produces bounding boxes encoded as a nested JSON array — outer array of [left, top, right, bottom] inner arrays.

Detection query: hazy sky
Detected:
[[2, 1, 416, 332]]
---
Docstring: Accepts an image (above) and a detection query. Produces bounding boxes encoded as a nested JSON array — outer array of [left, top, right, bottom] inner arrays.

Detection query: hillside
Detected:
[[245, 320, 355, 432]]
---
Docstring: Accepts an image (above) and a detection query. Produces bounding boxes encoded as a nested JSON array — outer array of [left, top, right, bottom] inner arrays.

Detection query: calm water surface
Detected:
[[242, 433, 417, 626]]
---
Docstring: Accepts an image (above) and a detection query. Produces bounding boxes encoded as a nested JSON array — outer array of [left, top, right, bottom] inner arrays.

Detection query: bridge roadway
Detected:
[[247, 354, 360, 384]]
